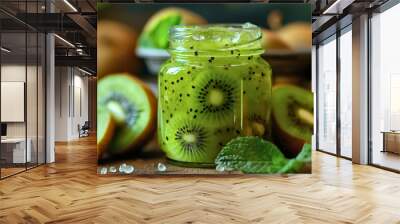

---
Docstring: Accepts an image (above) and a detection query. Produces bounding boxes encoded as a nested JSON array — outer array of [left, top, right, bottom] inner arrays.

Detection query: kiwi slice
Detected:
[[97, 107, 115, 158], [192, 71, 239, 123], [162, 119, 236, 165], [98, 74, 157, 155], [271, 85, 313, 157]]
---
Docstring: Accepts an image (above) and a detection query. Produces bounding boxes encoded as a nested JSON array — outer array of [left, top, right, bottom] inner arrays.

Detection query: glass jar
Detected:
[[158, 23, 272, 167]]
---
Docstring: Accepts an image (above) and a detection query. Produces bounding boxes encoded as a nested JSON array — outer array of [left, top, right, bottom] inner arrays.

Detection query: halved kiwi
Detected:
[[162, 118, 236, 165], [97, 107, 115, 159], [271, 85, 313, 157], [139, 7, 207, 49], [192, 71, 239, 124], [98, 74, 157, 155]]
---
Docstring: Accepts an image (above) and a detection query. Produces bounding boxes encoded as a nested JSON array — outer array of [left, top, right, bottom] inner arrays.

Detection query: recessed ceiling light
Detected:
[[323, 0, 354, 15], [54, 34, 75, 48], [1, 47, 11, 53], [78, 67, 92, 76], [63, 0, 78, 12]]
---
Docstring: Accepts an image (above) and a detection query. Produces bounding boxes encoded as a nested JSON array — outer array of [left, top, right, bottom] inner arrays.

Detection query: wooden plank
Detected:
[[0, 135, 400, 223]]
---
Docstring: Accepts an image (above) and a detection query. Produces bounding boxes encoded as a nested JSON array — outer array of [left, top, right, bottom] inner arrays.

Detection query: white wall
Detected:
[[54, 67, 89, 141], [77, 72, 89, 138], [1, 64, 26, 81], [55, 66, 69, 141]]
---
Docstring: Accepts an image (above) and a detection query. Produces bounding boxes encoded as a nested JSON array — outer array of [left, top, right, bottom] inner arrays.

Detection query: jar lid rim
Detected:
[[169, 23, 263, 55], [170, 23, 260, 32]]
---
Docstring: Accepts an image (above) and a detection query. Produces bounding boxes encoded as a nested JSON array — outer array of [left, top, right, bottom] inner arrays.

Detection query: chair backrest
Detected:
[[82, 121, 90, 129]]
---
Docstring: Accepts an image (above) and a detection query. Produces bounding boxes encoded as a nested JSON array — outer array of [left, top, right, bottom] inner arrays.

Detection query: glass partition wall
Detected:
[[0, 30, 28, 177], [316, 25, 353, 159], [0, 4, 46, 179], [370, 2, 400, 172]]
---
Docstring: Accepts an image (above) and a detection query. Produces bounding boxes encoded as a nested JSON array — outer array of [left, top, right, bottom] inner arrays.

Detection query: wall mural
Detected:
[[97, 3, 313, 175]]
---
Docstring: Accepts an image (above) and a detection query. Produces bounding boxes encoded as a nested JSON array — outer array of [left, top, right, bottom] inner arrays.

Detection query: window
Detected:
[[317, 35, 337, 154], [370, 2, 400, 171], [339, 27, 352, 158]]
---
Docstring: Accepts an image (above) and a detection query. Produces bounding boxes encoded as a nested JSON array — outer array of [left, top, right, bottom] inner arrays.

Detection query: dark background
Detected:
[[98, 3, 312, 81], [99, 3, 311, 30]]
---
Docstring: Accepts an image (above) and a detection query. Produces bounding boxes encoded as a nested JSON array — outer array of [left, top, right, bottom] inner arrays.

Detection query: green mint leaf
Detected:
[[215, 137, 312, 174], [279, 144, 312, 173], [295, 144, 312, 162], [215, 136, 288, 174]]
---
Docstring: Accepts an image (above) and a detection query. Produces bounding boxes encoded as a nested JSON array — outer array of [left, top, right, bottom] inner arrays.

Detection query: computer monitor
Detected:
[[1, 123, 7, 137]]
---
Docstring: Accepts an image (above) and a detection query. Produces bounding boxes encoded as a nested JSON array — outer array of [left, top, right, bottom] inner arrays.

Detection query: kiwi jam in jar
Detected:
[[158, 23, 272, 167]]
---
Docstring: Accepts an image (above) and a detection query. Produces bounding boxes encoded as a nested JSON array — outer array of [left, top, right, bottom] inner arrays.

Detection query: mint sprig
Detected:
[[215, 136, 311, 174]]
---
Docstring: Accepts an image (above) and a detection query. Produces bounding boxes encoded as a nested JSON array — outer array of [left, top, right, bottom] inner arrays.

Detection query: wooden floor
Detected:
[[1, 136, 400, 224], [1, 164, 43, 178], [1, 167, 26, 178], [373, 150, 400, 171]]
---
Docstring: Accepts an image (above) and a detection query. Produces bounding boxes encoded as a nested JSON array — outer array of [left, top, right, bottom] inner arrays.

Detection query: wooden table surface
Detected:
[[1, 136, 400, 223], [99, 137, 243, 175]]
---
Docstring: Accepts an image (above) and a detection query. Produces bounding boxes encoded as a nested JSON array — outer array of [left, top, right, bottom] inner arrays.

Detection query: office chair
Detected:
[[79, 121, 90, 138]]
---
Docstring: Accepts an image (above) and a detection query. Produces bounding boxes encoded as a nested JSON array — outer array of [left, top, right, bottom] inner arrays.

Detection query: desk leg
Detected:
[[382, 133, 386, 153]]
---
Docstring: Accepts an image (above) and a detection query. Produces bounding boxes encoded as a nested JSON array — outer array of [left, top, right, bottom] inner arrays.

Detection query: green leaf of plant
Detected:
[[215, 137, 312, 174], [296, 143, 312, 162], [279, 144, 311, 173], [215, 136, 288, 174]]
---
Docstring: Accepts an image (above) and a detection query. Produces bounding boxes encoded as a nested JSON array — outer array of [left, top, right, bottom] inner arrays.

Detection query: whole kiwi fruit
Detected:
[[97, 21, 139, 78], [277, 22, 311, 50], [261, 29, 291, 51]]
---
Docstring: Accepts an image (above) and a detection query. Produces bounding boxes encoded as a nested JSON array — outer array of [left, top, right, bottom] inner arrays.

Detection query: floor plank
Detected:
[[0, 136, 400, 224]]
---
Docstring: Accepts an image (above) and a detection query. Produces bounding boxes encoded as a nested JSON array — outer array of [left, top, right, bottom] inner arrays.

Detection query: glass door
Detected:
[[317, 35, 337, 154]]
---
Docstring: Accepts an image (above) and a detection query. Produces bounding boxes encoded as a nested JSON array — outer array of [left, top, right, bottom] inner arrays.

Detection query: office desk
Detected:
[[382, 131, 400, 154], [1, 138, 31, 163]]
